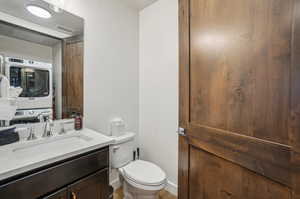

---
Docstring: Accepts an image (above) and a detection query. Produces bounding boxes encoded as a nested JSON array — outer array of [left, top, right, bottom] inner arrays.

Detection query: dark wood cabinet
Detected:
[[43, 188, 68, 199], [0, 147, 112, 199], [43, 169, 109, 199], [68, 169, 109, 199]]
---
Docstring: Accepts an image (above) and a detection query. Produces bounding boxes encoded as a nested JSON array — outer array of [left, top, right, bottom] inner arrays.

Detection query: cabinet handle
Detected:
[[71, 192, 77, 199]]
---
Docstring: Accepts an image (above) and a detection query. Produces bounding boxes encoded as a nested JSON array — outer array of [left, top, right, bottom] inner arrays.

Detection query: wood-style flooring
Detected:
[[113, 187, 177, 199]]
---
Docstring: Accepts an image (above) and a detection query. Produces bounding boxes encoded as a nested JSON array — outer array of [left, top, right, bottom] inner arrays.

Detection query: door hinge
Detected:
[[178, 127, 186, 136]]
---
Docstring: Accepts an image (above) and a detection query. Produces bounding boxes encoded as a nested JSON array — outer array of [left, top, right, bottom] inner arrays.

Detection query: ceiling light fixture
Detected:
[[43, 0, 69, 13], [26, 5, 52, 19], [49, 4, 63, 13]]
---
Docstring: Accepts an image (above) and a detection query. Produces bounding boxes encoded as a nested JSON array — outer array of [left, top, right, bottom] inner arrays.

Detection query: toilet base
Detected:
[[123, 180, 160, 199]]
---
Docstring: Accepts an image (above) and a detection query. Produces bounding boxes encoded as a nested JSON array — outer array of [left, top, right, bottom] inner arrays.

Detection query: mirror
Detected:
[[0, 0, 84, 127]]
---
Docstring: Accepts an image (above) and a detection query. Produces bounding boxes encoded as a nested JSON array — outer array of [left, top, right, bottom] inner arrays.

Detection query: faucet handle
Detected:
[[42, 119, 54, 138], [27, 127, 37, 140], [49, 122, 54, 136], [59, 123, 66, 135]]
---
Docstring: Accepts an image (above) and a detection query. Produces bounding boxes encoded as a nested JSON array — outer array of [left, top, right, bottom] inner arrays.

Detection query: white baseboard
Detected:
[[165, 180, 178, 196], [110, 177, 121, 191], [111, 178, 178, 196]]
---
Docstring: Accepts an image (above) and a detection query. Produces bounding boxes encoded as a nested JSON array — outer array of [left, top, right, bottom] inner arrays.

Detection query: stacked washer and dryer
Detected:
[[3, 56, 53, 124]]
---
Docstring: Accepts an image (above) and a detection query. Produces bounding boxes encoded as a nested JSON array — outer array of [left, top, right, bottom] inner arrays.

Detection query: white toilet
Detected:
[[111, 132, 167, 199]]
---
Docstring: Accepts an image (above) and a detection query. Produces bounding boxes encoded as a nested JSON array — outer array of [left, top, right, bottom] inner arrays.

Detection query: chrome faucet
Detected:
[[42, 117, 54, 138], [36, 112, 48, 123]]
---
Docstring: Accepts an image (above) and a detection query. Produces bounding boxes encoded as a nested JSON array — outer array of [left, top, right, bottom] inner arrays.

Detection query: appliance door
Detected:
[[9, 66, 50, 98], [8, 65, 52, 110]]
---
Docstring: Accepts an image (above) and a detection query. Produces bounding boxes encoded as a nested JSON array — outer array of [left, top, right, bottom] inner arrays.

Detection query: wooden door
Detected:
[[178, 0, 300, 198], [68, 170, 109, 199], [43, 188, 68, 199], [62, 39, 84, 118]]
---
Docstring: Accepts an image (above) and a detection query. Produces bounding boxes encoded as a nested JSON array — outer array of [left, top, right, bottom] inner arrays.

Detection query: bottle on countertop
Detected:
[[74, 113, 83, 130]]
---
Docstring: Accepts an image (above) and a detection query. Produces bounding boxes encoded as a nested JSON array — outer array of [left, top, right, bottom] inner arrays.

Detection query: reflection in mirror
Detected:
[[0, 0, 84, 130]]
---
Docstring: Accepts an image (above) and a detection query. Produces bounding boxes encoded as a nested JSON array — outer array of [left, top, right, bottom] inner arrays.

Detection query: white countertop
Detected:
[[0, 128, 113, 181]]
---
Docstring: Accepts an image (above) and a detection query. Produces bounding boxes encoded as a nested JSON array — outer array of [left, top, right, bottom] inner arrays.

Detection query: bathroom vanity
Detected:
[[0, 128, 113, 199]]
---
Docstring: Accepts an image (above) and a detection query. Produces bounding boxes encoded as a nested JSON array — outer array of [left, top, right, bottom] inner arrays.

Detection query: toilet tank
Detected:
[[111, 132, 135, 169]]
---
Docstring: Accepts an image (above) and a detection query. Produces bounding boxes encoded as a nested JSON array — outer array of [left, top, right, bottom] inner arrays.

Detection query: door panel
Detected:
[[178, 0, 300, 198], [68, 169, 109, 199], [189, 0, 292, 144], [189, 147, 291, 199], [188, 126, 291, 186]]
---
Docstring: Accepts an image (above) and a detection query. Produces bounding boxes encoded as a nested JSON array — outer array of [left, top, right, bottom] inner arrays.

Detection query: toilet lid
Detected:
[[122, 160, 166, 186]]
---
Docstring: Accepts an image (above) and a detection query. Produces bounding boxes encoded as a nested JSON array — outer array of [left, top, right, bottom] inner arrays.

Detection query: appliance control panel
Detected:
[[14, 109, 53, 120], [5, 57, 52, 69]]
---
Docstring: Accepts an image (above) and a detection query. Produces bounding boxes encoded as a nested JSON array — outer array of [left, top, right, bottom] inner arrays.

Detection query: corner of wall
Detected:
[[165, 180, 178, 196]]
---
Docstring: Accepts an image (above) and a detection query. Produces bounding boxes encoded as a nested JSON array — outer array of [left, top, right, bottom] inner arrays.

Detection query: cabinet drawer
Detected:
[[0, 147, 109, 199]]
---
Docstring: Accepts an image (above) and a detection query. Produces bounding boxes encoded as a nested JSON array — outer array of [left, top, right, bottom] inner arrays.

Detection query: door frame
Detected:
[[178, 0, 190, 198]]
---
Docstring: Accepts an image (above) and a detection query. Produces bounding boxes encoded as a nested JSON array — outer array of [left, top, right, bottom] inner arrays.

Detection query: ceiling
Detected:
[[129, 0, 158, 10], [0, 0, 83, 38], [0, 0, 157, 44], [0, 21, 61, 46]]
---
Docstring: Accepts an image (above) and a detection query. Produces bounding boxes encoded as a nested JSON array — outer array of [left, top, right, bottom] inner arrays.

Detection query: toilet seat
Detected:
[[121, 173, 166, 191], [119, 160, 167, 191]]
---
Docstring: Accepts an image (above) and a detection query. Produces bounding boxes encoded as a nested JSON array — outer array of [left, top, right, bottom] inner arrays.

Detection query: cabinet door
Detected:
[[68, 169, 109, 199], [43, 188, 67, 199], [62, 40, 84, 118]]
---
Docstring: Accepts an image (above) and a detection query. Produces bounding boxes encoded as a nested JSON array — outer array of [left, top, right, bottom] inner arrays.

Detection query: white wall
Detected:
[[139, 0, 179, 195], [64, 0, 139, 187], [0, 35, 53, 62], [52, 42, 62, 119], [65, 0, 139, 136], [63, 1, 140, 189], [65, 0, 178, 194]]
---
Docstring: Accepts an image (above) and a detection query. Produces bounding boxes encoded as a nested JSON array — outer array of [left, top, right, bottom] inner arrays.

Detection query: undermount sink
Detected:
[[12, 133, 93, 153], [0, 128, 114, 182]]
